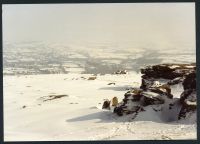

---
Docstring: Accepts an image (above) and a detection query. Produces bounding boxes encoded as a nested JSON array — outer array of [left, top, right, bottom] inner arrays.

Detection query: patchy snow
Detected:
[[170, 84, 184, 98], [185, 101, 197, 106], [185, 65, 195, 68], [3, 73, 196, 141], [169, 65, 180, 69]]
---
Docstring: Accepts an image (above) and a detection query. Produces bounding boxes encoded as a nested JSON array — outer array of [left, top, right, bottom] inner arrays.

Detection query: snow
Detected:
[[3, 73, 196, 141], [185, 65, 195, 68], [65, 67, 85, 73], [170, 84, 184, 98], [169, 65, 180, 69], [101, 60, 122, 65], [141, 91, 160, 98]]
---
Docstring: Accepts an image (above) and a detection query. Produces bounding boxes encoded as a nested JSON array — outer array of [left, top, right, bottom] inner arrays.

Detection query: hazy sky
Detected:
[[2, 3, 195, 49]]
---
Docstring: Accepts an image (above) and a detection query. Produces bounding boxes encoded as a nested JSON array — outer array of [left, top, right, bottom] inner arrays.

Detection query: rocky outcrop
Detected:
[[114, 70, 128, 74], [182, 72, 196, 90], [114, 89, 144, 116], [102, 97, 119, 110], [140, 63, 195, 80], [113, 63, 196, 122], [102, 99, 111, 109], [178, 72, 197, 120]]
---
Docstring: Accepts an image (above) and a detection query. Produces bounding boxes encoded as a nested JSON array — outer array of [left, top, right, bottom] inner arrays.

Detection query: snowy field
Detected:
[[3, 73, 196, 141], [3, 3, 196, 141]]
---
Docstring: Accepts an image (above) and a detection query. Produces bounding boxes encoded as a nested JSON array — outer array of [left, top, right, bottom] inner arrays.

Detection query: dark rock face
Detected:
[[107, 82, 115, 85], [182, 72, 196, 90], [141, 64, 195, 80], [114, 106, 124, 116], [113, 63, 196, 122], [88, 76, 97, 80], [102, 100, 111, 109]]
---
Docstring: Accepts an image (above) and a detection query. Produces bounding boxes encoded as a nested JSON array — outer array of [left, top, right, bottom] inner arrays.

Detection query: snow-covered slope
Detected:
[[3, 73, 196, 141]]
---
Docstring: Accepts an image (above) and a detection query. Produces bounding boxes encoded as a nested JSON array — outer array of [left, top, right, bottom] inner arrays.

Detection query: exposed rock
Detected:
[[141, 63, 195, 80], [178, 90, 197, 120], [114, 106, 124, 116], [114, 70, 128, 74], [113, 63, 196, 123], [111, 97, 118, 106], [140, 77, 154, 90], [124, 89, 143, 102], [39, 94, 68, 102], [179, 89, 194, 104], [161, 135, 172, 140], [22, 105, 26, 109], [102, 99, 111, 110], [107, 82, 115, 85], [88, 76, 97, 80], [114, 103, 143, 116], [114, 84, 172, 115]]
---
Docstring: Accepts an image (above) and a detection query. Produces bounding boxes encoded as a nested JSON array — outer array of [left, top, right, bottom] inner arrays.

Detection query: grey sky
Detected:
[[2, 3, 195, 49]]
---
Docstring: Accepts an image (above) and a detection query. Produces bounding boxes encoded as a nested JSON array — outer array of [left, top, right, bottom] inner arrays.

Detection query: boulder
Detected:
[[111, 97, 118, 106], [124, 89, 143, 102], [88, 76, 96, 80], [148, 84, 173, 99], [102, 99, 111, 109], [178, 99, 197, 120], [113, 63, 196, 122], [178, 90, 197, 120], [140, 78, 154, 90], [107, 82, 115, 85], [114, 70, 128, 74], [141, 91, 165, 106], [141, 63, 195, 80], [114, 106, 124, 116], [178, 70, 196, 120], [179, 89, 194, 104], [114, 102, 143, 116]]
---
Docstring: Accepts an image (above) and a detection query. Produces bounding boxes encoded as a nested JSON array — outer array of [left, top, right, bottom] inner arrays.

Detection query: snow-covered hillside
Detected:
[[3, 72, 196, 141]]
